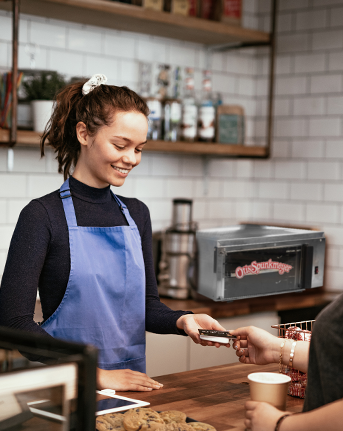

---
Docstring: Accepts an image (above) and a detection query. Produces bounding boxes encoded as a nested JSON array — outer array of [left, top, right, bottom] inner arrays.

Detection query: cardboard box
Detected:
[[199, 0, 221, 21], [172, 0, 189, 15], [188, 0, 198, 16], [143, 0, 163, 11], [221, 0, 242, 26], [165, 0, 199, 16], [216, 105, 245, 144]]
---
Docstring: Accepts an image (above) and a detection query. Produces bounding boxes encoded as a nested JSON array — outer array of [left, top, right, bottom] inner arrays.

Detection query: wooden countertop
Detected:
[[160, 291, 338, 319], [115, 363, 304, 431]]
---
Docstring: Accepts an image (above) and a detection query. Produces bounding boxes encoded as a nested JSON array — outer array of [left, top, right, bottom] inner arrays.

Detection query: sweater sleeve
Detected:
[[0, 200, 54, 340], [140, 203, 193, 335]]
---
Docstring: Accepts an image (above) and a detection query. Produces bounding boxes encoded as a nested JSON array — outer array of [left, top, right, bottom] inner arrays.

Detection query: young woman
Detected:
[[0, 74, 227, 392], [230, 293, 343, 431]]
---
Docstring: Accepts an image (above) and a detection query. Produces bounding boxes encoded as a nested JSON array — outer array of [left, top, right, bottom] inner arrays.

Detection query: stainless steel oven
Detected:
[[196, 224, 325, 302]]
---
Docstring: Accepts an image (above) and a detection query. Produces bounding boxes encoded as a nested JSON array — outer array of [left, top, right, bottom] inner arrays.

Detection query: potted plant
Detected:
[[22, 71, 66, 132]]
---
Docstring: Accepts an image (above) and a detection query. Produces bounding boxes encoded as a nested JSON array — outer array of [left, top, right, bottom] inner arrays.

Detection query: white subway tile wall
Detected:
[[1, 1, 343, 292]]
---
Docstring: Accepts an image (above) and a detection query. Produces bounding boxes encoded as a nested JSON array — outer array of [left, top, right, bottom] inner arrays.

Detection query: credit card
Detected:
[[198, 329, 237, 339], [198, 329, 237, 344]]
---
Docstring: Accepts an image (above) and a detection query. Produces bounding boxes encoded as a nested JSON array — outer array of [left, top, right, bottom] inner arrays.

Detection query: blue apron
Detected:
[[41, 178, 146, 372]]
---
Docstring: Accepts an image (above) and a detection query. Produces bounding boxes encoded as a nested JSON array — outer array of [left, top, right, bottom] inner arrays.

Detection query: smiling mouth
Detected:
[[111, 165, 130, 174]]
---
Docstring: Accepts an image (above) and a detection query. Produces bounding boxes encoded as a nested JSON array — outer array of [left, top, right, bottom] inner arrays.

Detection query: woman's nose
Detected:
[[122, 149, 137, 165]]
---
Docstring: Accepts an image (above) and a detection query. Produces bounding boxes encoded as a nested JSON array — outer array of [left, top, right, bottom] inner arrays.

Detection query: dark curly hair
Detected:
[[41, 80, 149, 180]]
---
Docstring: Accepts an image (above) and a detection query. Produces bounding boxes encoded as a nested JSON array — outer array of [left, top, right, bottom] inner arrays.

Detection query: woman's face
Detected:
[[75, 110, 148, 188]]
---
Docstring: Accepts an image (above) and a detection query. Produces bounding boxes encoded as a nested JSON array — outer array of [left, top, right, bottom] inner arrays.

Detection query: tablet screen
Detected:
[[95, 393, 150, 415], [97, 397, 139, 412]]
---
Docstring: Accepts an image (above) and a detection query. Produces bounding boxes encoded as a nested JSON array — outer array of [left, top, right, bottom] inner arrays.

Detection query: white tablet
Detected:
[[95, 391, 150, 416]]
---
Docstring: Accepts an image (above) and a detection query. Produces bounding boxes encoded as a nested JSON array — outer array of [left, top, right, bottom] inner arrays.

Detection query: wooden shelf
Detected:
[[0, 0, 270, 46], [0, 0, 275, 158], [0, 129, 268, 157], [144, 140, 267, 157], [0, 129, 40, 147]]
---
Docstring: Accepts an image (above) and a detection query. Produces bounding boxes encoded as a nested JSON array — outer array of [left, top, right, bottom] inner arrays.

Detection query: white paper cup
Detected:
[[248, 372, 291, 411]]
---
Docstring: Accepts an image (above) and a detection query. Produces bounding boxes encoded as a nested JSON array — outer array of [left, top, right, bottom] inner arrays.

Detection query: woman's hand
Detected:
[[176, 313, 230, 348], [97, 368, 163, 392], [245, 401, 289, 431], [230, 326, 280, 365]]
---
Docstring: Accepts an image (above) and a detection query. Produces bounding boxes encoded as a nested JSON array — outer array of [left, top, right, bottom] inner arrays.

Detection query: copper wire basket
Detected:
[[271, 320, 315, 398]]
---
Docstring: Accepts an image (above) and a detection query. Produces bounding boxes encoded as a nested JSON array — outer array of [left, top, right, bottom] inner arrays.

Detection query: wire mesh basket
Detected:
[[271, 320, 315, 398]]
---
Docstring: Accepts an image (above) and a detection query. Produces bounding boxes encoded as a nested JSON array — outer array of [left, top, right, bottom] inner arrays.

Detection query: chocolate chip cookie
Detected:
[[160, 411, 187, 425], [123, 408, 164, 431], [188, 422, 216, 431]]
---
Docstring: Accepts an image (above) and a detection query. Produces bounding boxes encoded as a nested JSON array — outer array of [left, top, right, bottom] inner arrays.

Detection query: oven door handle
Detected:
[[301, 244, 314, 289]]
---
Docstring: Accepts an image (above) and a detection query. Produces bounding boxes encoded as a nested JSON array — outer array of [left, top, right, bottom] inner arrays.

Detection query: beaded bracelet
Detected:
[[279, 340, 285, 373], [274, 413, 291, 431], [288, 340, 297, 368]]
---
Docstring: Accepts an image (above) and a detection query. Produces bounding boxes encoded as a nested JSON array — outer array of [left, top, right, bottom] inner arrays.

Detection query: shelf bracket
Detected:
[[265, 0, 278, 159], [10, 0, 19, 148]]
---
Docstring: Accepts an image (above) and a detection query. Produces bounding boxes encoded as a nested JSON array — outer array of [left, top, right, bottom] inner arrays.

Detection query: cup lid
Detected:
[[247, 372, 291, 384]]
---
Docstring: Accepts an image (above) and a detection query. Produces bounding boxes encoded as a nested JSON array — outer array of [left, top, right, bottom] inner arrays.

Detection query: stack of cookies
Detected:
[[96, 407, 216, 431]]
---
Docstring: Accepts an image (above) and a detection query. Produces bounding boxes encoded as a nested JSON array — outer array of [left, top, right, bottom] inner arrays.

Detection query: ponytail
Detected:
[[41, 79, 149, 180]]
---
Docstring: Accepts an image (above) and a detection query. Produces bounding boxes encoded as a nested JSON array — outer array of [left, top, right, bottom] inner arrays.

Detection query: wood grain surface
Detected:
[[0, 129, 267, 157], [0, 0, 270, 45], [115, 362, 304, 431], [160, 291, 337, 319]]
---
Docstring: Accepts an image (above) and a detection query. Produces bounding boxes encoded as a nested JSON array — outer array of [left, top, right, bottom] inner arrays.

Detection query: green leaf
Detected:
[[22, 71, 67, 101]]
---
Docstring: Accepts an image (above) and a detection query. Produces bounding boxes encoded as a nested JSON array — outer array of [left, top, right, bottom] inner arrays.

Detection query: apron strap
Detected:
[[111, 193, 136, 228], [59, 178, 78, 228]]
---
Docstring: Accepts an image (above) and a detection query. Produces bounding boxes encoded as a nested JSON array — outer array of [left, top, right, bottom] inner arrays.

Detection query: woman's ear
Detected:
[[76, 122, 89, 147]]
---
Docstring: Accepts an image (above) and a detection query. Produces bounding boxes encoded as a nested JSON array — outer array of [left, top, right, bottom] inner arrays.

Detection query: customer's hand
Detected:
[[245, 401, 290, 431], [97, 368, 163, 392], [230, 326, 280, 365], [176, 313, 230, 348]]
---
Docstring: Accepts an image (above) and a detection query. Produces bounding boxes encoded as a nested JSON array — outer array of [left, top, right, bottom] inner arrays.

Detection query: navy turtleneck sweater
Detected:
[[0, 176, 190, 339]]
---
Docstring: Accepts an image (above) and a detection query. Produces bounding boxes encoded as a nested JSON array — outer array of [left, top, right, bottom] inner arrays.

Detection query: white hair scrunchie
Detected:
[[82, 74, 108, 95]]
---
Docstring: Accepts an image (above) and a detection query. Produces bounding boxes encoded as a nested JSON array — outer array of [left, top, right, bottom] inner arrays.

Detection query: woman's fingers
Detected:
[[244, 418, 251, 430], [133, 372, 163, 389], [97, 368, 163, 391], [238, 355, 250, 364], [229, 327, 249, 338], [233, 339, 248, 350], [245, 409, 254, 419], [245, 401, 259, 410], [235, 347, 250, 364], [130, 384, 154, 392]]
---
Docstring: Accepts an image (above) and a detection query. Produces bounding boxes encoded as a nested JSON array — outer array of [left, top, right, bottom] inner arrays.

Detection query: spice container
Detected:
[[181, 67, 197, 142], [143, 0, 163, 10], [216, 105, 245, 145], [198, 70, 215, 142], [221, 0, 242, 26]]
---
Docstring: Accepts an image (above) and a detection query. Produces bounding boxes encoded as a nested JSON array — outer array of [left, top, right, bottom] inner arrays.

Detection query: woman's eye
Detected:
[[114, 144, 125, 150], [135, 148, 143, 153]]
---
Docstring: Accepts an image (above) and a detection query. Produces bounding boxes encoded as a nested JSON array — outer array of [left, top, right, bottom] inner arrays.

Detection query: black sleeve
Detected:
[[0, 200, 54, 340], [140, 203, 193, 335], [303, 294, 343, 412]]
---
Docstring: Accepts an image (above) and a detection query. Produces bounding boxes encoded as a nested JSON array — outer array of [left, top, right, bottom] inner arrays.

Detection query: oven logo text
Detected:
[[235, 259, 293, 279]]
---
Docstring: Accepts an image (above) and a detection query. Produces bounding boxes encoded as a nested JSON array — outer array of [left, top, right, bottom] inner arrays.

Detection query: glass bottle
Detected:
[[146, 97, 162, 140], [139, 62, 162, 141], [163, 66, 182, 142], [198, 70, 215, 142], [139, 61, 151, 99], [181, 67, 197, 142]]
